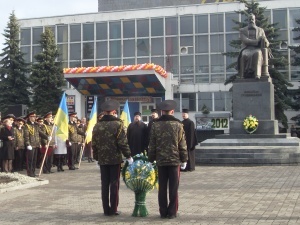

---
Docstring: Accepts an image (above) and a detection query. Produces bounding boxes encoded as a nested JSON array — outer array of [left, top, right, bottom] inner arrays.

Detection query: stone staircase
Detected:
[[196, 135, 300, 165]]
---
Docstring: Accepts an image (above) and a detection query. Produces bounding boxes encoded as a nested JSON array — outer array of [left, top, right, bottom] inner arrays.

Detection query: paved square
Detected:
[[1, 162, 300, 224]]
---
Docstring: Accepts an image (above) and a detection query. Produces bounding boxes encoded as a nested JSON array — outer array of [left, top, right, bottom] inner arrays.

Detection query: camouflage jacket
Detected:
[[40, 121, 56, 146], [14, 126, 25, 149], [68, 122, 85, 143], [92, 115, 131, 165], [24, 122, 48, 148], [148, 115, 188, 166]]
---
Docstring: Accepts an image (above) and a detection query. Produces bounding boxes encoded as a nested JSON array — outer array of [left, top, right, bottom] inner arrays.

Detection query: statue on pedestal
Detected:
[[237, 14, 270, 79]]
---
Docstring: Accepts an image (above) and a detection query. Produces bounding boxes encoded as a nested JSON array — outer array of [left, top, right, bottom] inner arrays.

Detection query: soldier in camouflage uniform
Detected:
[[148, 100, 188, 219], [67, 112, 85, 170], [24, 111, 49, 177], [92, 100, 133, 216], [40, 112, 56, 174]]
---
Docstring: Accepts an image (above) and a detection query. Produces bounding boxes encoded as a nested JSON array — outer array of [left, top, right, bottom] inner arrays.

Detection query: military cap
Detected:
[[2, 114, 15, 121], [134, 112, 141, 116], [37, 117, 44, 122], [151, 109, 158, 113], [157, 100, 177, 111], [182, 108, 189, 113], [26, 110, 36, 118], [44, 111, 52, 118], [101, 100, 120, 111], [16, 117, 26, 123], [69, 112, 77, 117]]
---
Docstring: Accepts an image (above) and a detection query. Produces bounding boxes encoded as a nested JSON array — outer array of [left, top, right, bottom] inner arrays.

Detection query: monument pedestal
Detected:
[[197, 77, 300, 165]]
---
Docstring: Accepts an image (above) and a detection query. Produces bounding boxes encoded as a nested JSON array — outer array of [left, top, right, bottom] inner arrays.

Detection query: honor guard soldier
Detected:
[[13, 117, 26, 171], [40, 112, 56, 174], [92, 100, 133, 216], [146, 108, 160, 151], [148, 100, 188, 219], [67, 112, 85, 170], [24, 111, 49, 177]]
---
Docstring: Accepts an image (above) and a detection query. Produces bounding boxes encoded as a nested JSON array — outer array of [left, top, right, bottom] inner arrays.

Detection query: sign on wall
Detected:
[[67, 95, 75, 113]]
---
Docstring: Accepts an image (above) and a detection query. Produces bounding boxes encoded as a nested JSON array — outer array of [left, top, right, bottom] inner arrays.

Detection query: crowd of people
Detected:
[[0, 111, 94, 177]]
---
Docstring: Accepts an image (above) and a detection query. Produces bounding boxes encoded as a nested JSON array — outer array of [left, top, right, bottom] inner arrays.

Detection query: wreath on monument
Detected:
[[243, 115, 259, 134]]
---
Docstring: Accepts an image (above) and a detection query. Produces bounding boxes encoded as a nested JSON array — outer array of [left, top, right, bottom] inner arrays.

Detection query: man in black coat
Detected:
[[146, 109, 159, 151], [181, 109, 198, 172], [127, 112, 148, 156]]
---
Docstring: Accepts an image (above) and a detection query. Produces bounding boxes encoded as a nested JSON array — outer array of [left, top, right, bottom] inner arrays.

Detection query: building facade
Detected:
[[18, 0, 300, 130]]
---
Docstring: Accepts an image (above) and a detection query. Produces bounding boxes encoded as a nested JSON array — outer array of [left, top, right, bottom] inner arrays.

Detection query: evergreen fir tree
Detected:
[[30, 27, 65, 115], [0, 11, 31, 114], [289, 18, 300, 124], [224, 0, 293, 128]]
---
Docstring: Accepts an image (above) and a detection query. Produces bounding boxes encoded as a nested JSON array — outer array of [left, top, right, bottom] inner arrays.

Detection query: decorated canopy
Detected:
[[63, 63, 168, 96]]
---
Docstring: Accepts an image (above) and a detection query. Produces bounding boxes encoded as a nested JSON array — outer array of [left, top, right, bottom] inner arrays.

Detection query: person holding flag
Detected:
[[120, 100, 131, 129], [53, 92, 69, 172]]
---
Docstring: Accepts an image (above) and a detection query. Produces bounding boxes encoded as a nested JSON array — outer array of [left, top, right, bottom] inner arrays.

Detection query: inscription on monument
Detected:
[[241, 90, 262, 97]]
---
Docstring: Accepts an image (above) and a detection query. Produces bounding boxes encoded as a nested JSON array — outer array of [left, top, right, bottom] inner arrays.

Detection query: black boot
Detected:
[[59, 163, 64, 172]]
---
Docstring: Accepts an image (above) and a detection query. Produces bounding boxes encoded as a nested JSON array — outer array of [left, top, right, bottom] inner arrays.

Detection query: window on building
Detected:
[[57, 25, 68, 43], [214, 92, 225, 111], [69, 61, 81, 68], [180, 36, 193, 50], [166, 56, 178, 74], [210, 14, 224, 33], [151, 38, 164, 56], [123, 39, 135, 57], [96, 59, 108, 66], [109, 21, 121, 39], [226, 33, 239, 52], [123, 20, 135, 38], [137, 19, 149, 37], [32, 46, 42, 63], [182, 93, 196, 111], [109, 58, 121, 66], [21, 28, 31, 45], [20, 46, 31, 63], [83, 42, 94, 59], [195, 14, 208, 34], [82, 61, 94, 67], [180, 15, 193, 35], [211, 54, 224, 74], [123, 58, 135, 65], [225, 13, 239, 32], [96, 22, 107, 40], [32, 27, 43, 45], [137, 38, 149, 56], [273, 9, 287, 29], [195, 35, 208, 53], [180, 55, 194, 74], [195, 54, 209, 83], [96, 41, 108, 59], [210, 34, 224, 52], [109, 40, 121, 58], [165, 36, 178, 55], [165, 17, 178, 36], [83, 23, 94, 41], [70, 24, 81, 42], [57, 44, 68, 61], [137, 57, 150, 64], [198, 92, 212, 111], [70, 43, 81, 60], [151, 18, 163, 36]]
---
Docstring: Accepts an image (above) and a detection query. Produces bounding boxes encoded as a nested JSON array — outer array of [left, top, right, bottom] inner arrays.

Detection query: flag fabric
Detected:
[[85, 97, 97, 144], [120, 100, 131, 127], [54, 92, 69, 141]]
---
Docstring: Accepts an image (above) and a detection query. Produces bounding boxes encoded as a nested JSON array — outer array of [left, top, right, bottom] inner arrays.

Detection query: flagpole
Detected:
[[38, 125, 56, 177]]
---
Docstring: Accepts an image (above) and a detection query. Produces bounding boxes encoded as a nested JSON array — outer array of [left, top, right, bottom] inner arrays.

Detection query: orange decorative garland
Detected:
[[63, 63, 168, 78]]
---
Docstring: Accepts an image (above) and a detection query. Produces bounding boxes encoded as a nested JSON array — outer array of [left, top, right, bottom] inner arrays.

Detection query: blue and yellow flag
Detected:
[[85, 97, 97, 144], [54, 92, 69, 141], [120, 100, 131, 127]]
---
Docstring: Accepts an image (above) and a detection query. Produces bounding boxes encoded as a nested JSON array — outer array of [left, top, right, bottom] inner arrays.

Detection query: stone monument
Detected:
[[197, 14, 300, 165]]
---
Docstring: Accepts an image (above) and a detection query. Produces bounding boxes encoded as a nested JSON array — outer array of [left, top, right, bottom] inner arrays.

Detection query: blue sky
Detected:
[[0, 0, 98, 49]]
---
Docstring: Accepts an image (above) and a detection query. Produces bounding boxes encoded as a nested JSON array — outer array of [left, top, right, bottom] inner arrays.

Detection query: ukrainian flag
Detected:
[[120, 100, 131, 127], [54, 92, 69, 141], [85, 97, 97, 144]]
